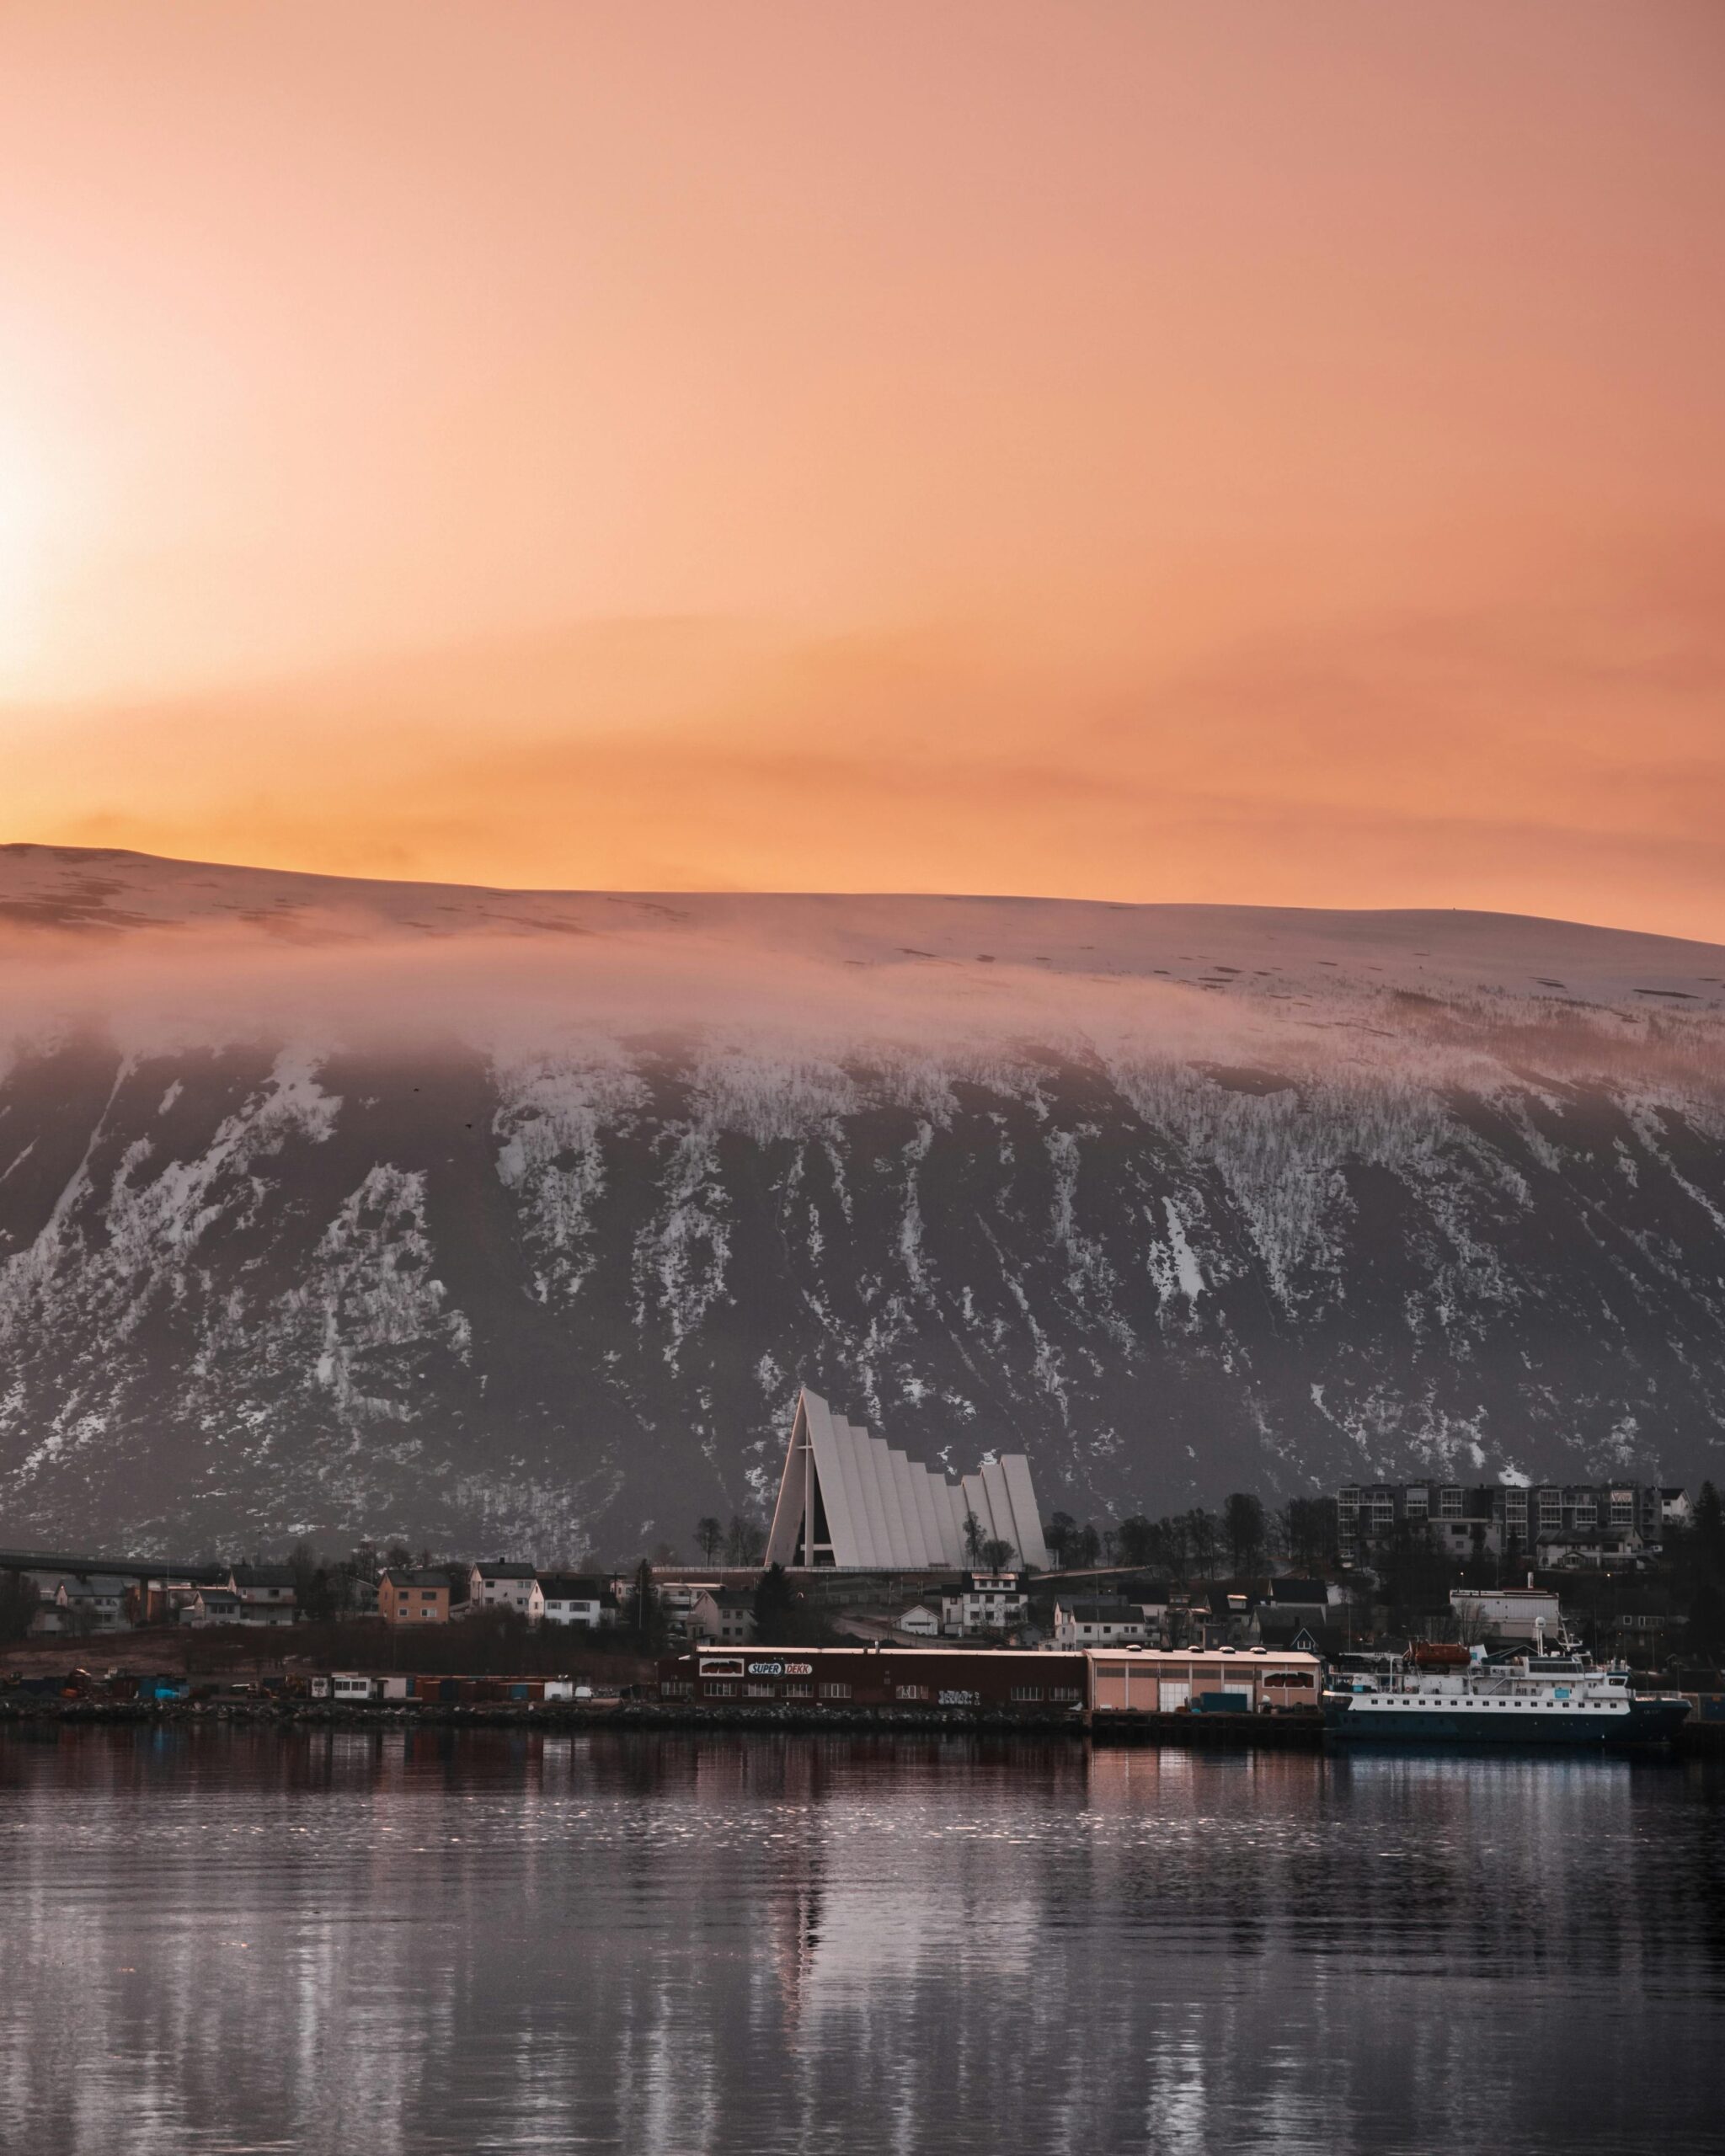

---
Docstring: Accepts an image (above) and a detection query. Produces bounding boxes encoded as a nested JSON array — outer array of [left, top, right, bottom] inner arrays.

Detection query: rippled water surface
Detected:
[[2, 1727, 1722, 2153]]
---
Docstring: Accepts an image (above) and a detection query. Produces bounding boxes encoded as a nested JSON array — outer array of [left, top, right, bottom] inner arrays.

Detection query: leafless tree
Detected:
[[724, 1515, 766, 1566]]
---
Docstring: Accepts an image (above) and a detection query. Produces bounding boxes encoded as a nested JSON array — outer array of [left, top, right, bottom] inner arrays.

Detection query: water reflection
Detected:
[[0, 1728, 1720, 2153]]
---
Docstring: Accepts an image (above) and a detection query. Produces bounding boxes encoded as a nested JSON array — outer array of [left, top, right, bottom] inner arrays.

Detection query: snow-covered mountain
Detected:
[[2, 841, 1722, 1560]]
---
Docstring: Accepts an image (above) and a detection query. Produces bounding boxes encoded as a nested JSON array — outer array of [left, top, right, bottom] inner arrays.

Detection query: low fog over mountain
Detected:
[[2, 841, 1722, 1561]]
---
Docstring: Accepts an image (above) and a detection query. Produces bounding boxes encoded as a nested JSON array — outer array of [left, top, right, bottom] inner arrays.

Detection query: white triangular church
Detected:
[[764, 1388, 1052, 1572]]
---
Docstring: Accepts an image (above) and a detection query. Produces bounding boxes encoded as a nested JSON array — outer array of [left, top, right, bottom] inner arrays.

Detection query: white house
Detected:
[[53, 1575, 131, 1631], [941, 1571, 1028, 1637], [687, 1587, 756, 1645], [227, 1566, 298, 1625], [655, 1580, 721, 1636], [897, 1600, 943, 1637], [468, 1561, 538, 1616], [534, 1574, 617, 1628], [1052, 1597, 1149, 1648], [183, 1585, 243, 1626]]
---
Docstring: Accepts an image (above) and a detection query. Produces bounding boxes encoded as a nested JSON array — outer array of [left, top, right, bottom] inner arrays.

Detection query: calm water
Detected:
[[1, 1728, 1722, 2154]]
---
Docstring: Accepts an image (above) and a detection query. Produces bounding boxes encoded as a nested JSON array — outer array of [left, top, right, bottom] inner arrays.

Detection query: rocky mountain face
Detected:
[[1, 842, 1723, 1561]]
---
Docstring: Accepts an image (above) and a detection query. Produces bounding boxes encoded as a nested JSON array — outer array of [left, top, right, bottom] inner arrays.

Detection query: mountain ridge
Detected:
[[5, 835, 1722, 961], [1, 845, 1722, 1559]]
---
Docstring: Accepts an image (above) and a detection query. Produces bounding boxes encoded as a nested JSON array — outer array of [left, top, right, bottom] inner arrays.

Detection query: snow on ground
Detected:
[[3, 841, 1722, 1010]]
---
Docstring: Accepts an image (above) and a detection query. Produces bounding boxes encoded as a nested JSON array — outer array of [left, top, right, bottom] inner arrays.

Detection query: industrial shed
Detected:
[[660, 1644, 1087, 1711], [1087, 1646, 1322, 1716]]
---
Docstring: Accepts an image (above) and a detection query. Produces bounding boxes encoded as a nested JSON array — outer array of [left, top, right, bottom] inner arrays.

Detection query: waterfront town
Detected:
[[2, 1392, 1722, 1742]]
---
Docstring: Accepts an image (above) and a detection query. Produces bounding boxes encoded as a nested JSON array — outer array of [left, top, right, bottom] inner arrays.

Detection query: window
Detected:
[[1049, 1688, 1080, 1703], [1439, 1487, 1463, 1518], [818, 1683, 850, 1700], [783, 1683, 811, 1699], [660, 1680, 692, 1696], [1011, 1686, 1043, 1702], [704, 1682, 734, 1698], [745, 1684, 773, 1699], [896, 1685, 926, 1700]]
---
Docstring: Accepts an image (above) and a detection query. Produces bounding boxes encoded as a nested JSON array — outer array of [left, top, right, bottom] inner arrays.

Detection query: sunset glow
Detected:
[[3, 1, 1722, 933]]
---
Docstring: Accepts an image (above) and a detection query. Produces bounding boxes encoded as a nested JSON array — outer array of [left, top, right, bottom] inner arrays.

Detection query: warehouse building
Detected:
[[660, 1644, 1087, 1711], [657, 1642, 1322, 1717], [1087, 1646, 1322, 1716]]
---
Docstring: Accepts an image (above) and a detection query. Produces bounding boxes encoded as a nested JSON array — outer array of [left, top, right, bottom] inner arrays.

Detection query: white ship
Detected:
[[1324, 1638, 1689, 1748]]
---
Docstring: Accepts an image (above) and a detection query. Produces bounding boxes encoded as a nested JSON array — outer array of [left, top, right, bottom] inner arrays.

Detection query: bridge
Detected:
[[0, 1548, 230, 1584]]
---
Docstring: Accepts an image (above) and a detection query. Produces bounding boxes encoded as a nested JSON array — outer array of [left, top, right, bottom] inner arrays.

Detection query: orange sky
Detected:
[[3, 2, 1722, 936]]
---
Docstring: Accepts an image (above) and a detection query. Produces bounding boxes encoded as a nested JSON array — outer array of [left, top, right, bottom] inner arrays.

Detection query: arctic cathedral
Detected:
[[764, 1388, 1052, 1572]]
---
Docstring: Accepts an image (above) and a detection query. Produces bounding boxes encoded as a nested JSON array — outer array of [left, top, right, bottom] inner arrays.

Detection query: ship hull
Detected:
[[1324, 1698, 1689, 1748]]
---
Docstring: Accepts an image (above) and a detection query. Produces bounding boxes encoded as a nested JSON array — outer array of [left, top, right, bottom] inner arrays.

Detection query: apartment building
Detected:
[[1338, 1480, 1684, 1563]]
